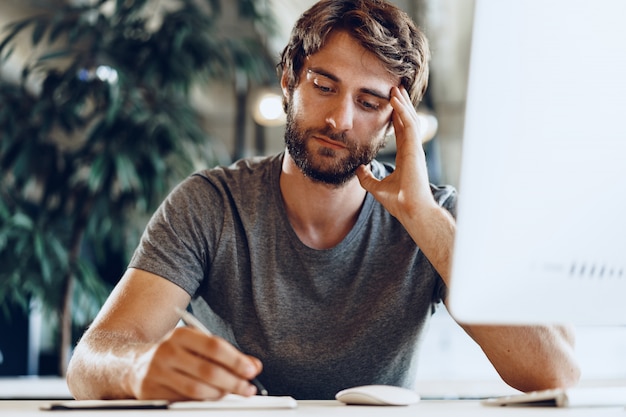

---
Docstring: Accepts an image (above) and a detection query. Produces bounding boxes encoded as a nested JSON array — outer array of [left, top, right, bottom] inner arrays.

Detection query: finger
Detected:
[[170, 348, 256, 399], [399, 85, 413, 105], [151, 361, 228, 401], [390, 96, 405, 132], [397, 86, 416, 116], [390, 99, 411, 147], [391, 93, 427, 155], [177, 327, 260, 380], [131, 342, 228, 401], [356, 164, 380, 193], [164, 328, 260, 397], [391, 89, 418, 130]]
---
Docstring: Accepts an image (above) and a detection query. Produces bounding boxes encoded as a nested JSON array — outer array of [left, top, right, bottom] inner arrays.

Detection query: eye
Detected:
[[313, 79, 334, 94], [358, 97, 382, 112], [306, 69, 335, 94], [360, 100, 380, 111]]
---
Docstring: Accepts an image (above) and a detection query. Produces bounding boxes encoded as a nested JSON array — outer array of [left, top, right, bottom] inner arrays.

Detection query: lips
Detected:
[[313, 135, 347, 149]]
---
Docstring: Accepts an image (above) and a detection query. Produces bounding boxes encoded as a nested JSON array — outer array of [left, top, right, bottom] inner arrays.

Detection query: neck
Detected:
[[280, 151, 367, 249]]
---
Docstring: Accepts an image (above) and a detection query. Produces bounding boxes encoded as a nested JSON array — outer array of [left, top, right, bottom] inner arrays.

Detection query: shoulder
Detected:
[[157, 154, 281, 220], [430, 184, 457, 216], [167, 153, 283, 220]]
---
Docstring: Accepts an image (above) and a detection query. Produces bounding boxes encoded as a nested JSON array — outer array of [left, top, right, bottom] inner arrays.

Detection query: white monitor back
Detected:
[[448, 0, 626, 325]]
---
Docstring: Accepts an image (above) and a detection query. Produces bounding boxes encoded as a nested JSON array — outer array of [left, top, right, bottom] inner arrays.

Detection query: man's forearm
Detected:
[[67, 330, 147, 400], [461, 323, 580, 392], [399, 202, 456, 282]]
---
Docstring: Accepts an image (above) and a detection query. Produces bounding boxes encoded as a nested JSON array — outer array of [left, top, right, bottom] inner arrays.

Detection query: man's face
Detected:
[[282, 30, 399, 186]]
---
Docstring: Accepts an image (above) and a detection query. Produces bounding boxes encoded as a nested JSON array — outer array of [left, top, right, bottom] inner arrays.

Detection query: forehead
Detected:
[[303, 31, 399, 89]]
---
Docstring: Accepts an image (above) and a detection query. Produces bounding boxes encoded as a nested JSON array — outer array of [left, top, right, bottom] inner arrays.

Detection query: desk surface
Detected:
[[2, 378, 625, 416], [1, 399, 626, 416]]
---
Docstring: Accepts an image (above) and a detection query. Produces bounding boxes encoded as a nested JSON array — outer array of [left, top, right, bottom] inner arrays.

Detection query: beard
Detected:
[[284, 105, 387, 187]]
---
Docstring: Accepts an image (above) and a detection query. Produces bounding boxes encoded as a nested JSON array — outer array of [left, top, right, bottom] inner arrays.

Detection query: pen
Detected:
[[174, 307, 269, 396]]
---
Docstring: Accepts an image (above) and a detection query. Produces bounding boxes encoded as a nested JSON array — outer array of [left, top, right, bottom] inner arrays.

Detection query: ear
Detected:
[[280, 70, 290, 103]]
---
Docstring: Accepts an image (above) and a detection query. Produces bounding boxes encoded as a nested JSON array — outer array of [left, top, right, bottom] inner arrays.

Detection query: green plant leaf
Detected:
[[35, 232, 55, 285], [88, 155, 109, 193], [48, 234, 69, 271], [37, 49, 74, 61], [12, 212, 34, 230], [114, 154, 140, 193]]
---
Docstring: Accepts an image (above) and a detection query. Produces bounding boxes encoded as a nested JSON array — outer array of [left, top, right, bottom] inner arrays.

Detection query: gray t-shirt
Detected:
[[129, 152, 457, 400]]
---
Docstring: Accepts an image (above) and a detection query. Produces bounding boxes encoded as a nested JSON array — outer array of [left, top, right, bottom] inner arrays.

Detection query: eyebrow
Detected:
[[307, 67, 392, 101]]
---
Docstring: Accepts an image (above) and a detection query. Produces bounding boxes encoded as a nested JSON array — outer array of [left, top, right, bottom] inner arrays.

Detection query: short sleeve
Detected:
[[128, 174, 224, 296]]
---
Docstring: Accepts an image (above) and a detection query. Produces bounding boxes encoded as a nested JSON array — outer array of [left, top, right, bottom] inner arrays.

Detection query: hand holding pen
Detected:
[[175, 307, 268, 396]]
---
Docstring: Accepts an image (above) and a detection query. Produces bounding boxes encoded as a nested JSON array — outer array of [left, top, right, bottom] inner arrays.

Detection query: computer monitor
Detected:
[[448, 0, 626, 326]]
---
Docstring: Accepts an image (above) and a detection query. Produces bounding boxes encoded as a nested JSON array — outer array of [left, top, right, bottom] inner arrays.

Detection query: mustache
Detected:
[[315, 127, 347, 145]]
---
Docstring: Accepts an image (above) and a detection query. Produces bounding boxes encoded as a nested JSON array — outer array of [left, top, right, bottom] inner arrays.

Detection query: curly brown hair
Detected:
[[278, 0, 430, 111]]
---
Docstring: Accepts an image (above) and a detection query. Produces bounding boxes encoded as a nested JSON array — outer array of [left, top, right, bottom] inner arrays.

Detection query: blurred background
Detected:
[[0, 0, 624, 393]]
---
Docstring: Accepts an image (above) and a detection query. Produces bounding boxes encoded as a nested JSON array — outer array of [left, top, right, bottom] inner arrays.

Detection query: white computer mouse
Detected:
[[335, 384, 420, 406]]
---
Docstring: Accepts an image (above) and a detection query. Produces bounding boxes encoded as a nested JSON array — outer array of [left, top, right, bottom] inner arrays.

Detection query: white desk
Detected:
[[1, 399, 625, 416], [2, 378, 625, 415]]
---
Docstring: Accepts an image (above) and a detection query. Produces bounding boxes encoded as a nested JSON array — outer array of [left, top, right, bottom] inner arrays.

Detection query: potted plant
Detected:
[[0, 0, 276, 375]]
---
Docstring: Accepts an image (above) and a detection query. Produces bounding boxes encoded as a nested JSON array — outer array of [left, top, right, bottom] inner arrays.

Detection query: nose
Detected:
[[325, 96, 354, 131]]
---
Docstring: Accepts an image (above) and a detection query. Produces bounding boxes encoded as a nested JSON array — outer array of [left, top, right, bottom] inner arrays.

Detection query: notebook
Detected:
[[483, 386, 626, 408], [41, 394, 297, 411]]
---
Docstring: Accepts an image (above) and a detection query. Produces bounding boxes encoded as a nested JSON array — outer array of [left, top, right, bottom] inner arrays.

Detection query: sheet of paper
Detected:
[[169, 394, 297, 409]]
